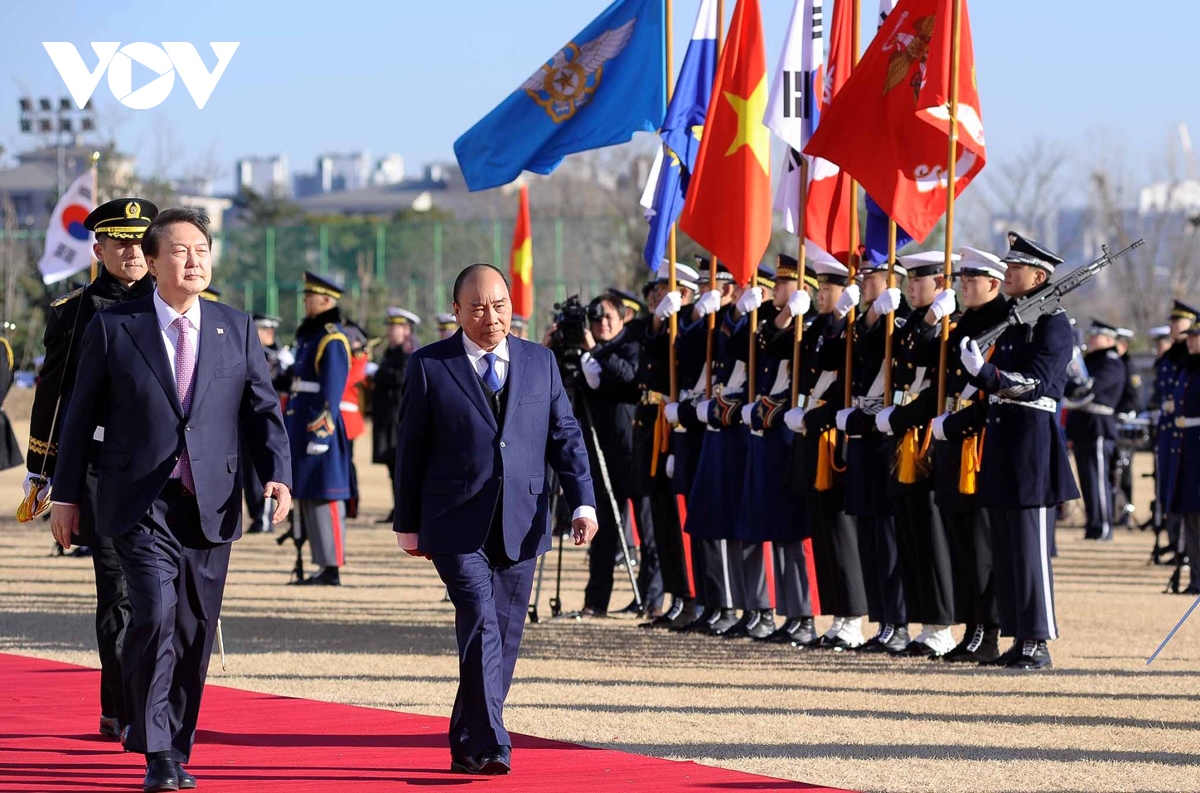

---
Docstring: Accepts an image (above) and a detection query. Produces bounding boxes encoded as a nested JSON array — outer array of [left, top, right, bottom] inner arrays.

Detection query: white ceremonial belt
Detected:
[[291, 380, 321, 393], [851, 395, 884, 413], [1174, 416, 1200, 429], [92, 426, 105, 442], [1075, 403, 1115, 416], [339, 401, 359, 412], [988, 394, 1058, 413]]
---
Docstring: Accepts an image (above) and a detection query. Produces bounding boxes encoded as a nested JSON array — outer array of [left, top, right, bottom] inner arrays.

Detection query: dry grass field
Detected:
[[0, 388, 1196, 792]]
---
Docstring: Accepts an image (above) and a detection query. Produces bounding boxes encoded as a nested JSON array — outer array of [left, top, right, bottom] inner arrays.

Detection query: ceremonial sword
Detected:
[[1146, 593, 1200, 665]]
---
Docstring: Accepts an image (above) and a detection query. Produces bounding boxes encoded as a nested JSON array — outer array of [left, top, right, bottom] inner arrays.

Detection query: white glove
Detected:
[[665, 454, 675, 479], [696, 399, 713, 421], [875, 405, 896, 436], [694, 289, 722, 318], [872, 287, 902, 316], [932, 413, 949, 441], [784, 406, 806, 433], [276, 346, 296, 369], [735, 286, 764, 315], [836, 407, 855, 431], [581, 353, 602, 390], [664, 402, 680, 425], [787, 290, 811, 318], [364, 361, 380, 377], [930, 289, 957, 321], [306, 442, 330, 455], [740, 404, 755, 427], [834, 285, 860, 319], [960, 337, 985, 376], [654, 290, 683, 320], [22, 471, 46, 498]]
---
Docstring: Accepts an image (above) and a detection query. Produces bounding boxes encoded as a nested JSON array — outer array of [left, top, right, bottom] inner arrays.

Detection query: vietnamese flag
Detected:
[[678, 0, 771, 285], [803, 0, 986, 242], [509, 183, 533, 319]]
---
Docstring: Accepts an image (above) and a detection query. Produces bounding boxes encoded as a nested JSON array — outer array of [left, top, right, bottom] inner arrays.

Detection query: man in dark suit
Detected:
[[395, 263, 597, 776], [49, 207, 292, 792]]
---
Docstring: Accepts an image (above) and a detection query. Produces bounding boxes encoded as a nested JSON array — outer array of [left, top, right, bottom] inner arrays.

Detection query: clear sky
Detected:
[[1, 0, 1198, 201]]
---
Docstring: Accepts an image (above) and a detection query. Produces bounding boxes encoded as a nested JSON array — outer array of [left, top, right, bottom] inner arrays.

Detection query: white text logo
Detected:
[[42, 42, 240, 110]]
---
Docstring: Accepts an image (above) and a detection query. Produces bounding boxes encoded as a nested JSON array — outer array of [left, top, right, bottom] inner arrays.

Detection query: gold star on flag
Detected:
[[723, 76, 769, 173]]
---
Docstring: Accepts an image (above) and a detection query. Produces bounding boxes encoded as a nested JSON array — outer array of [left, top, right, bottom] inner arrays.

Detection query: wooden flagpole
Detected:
[[666, 0, 680, 401], [882, 219, 897, 406], [842, 0, 862, 409], [936, 0, 964, 411], [89, 151, 100, 282], [790, 156, 809, 408]]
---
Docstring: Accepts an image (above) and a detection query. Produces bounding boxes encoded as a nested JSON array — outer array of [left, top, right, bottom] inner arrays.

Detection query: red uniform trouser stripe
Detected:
[[678, 495, 695, 599], [762, 542, 776, 609], [330, 502, 345, 567], [802, 537, 822, 616]]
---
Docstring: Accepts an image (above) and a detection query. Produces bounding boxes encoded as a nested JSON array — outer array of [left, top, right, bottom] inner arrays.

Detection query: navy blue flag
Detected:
[[864, 193, 914, 265], [454, 0, 666, 192], [641, 0, 717, 268]]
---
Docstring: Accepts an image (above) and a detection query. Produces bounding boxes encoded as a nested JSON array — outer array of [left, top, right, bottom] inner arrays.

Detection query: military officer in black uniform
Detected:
[[0, 330, 23, 471], [785, 244, 869, 650], [243, 314, 287, 533], [1065, 320, 1126, 541], [956, 232, 1080, 670], [371, 307, 419, 523], [25, 197, 158, 739]]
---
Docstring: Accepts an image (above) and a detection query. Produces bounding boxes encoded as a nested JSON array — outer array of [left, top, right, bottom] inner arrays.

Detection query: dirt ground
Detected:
[[0, 388, 1197, 793]]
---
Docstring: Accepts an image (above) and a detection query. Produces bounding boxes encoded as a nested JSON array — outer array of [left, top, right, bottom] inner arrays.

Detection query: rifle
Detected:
[[276, 515, 306, 583], [973, 240, 1145, 350]]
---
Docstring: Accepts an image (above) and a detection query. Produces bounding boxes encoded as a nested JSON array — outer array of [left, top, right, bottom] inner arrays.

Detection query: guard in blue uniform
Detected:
[[743, 254, 819, 645], [835, 256, 911, 654], [666, 259, 734, 631], [786, 245, 869, 650], [285, 272, 352, 585], [958, 232, 1081, 670], [1163, 326, 1200, 594], [869, 251, 959, 658], [1065, 320, 1126, 541], [905, 247, 1010, 663], [1150, 301, 1197, 556]]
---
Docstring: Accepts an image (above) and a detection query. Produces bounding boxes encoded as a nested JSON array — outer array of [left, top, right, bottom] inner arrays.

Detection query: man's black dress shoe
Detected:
[[143, 758, 178, 792], [451, 745, 512, 775], [174, 763, 197, 790]]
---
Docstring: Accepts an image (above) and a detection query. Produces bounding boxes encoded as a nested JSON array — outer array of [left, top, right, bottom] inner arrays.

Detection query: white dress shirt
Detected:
[[397, 333, 596, 550], [152, 290, 202, 389]]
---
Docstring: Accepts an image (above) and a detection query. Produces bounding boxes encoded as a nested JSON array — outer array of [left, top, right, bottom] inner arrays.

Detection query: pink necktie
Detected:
[[173, 316, 196, 494]]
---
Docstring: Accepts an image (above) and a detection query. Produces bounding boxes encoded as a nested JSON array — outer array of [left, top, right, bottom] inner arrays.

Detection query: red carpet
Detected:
[[0, 653, 850, 792]]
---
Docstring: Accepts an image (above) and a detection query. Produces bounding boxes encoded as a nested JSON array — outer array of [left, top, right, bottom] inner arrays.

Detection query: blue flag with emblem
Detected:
[[454, 0, 666, 192], [641, 0, 718, 268]]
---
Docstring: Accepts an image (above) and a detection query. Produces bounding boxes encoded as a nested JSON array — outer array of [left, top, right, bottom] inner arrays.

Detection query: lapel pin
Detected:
[[216, 327, 224, 335]]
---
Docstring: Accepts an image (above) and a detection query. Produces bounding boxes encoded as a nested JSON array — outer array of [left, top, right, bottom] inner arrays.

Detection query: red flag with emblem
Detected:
[[508, 183, 533, 319], [678, 0, 771, 285], [803, 0, 986, 242], [803, 0, 854, 263]]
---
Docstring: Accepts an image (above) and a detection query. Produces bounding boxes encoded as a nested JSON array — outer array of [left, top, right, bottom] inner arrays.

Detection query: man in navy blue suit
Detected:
[[395, 263, 597, 776], [50, 208, 292, 792]]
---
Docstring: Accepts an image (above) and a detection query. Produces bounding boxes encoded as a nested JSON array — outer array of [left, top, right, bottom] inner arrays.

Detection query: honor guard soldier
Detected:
[[743, 254, 820, 645], [904, 248, 1009, 663], [244, 314, 287, 533], [870, 251, 960, 657], [785, 244, 870, 650], [0, 329, 21, 471], [285, 272, 352, 585], [510, 314, 529, 340], [24, 197, 158, 739], [1151, 301, 1197, 548], [1162, 326, 1200, 594], [372, 307, 419, 523], [436, 313, 458, 340], [834, 255, 911, 654], [341, 319, 370, 519], [1148, 325, 1174, 358], [663, 259, 733, 631], [1065, 320, 1126, 541], [956, 233, 1080, 670]]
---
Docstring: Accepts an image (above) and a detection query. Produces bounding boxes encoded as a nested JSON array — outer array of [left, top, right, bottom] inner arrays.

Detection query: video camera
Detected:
[[549, 295, 604, 378]]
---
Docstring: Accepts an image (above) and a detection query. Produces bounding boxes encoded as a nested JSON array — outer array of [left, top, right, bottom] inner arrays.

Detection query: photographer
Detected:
[[545, 294, 640, 617]]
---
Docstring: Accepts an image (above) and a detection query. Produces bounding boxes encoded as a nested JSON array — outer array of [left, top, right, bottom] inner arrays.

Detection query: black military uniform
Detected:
[[895, 247, 1010, 663], [1065, 320, 1126, 541], [0, 334, 23, 470], [26, 197, 158, 738], [959, 233, 1080, 671], [243, 314, 286, 534], [372, 307, 419, 523]]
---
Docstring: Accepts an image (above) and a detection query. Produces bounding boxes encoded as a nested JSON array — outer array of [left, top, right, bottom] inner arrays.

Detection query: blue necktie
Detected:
[[482, 352, 501, 393]]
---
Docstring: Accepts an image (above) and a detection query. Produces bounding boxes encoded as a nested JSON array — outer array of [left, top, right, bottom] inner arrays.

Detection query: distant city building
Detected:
[[236, 155, 290, 199], [0, 144, 135, 231], [371, 153, 405, 186]]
